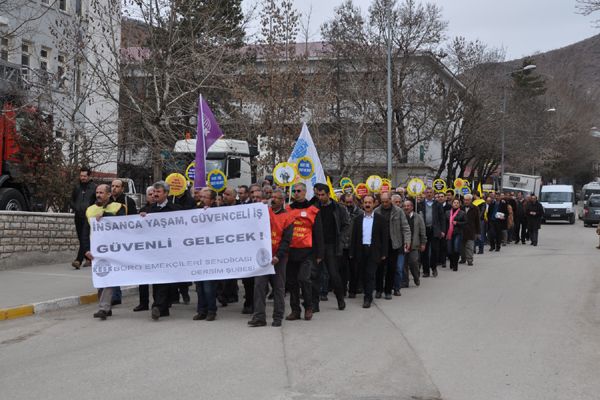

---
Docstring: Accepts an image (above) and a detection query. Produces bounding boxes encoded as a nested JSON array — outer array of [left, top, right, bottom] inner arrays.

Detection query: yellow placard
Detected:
[[453, 178, 465, 189], [185, 162, 196, 182], [206, 169, 227, 192], [407, 178, 426, 197], [166, 173, 187, 197], [340, 177, 353, 188], [342, 182, 355, 194], [296, 157, 314, 179], [355, 183, 369, 199], [273, 162, 297, 187], [433, 178, 447, 193], [366, 175, 383, 193]]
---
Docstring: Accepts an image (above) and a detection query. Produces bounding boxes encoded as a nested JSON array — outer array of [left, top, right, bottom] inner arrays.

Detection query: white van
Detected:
[[540, 185, 575, 224]]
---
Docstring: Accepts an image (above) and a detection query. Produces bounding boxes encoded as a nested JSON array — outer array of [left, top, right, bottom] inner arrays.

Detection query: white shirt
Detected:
[[157, 200, 168, 209], [362, 213, 374, 245]]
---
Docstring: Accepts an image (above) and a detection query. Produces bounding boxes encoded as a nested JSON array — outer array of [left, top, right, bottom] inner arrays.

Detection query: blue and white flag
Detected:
[[288, 123, 326, 200]]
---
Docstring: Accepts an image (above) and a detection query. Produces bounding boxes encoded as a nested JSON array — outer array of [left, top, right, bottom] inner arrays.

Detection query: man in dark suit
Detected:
[[141, 181, 182, 321], [418, 188, 446, 277], [460, 194, 480, 266], [349, 195, 388, 309]]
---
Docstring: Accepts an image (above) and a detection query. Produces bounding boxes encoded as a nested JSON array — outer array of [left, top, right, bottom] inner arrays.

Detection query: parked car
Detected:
[[582, 194, 600, 227]]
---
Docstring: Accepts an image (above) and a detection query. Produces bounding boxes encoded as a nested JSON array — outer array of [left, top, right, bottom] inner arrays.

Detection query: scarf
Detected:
[[447, 208, 460, 239]]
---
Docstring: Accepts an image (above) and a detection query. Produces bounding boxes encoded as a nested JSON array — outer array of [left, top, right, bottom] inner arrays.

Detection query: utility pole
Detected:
[[386, 0, 393, 178]]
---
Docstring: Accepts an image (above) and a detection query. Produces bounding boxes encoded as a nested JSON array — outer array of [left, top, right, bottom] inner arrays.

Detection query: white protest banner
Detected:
[[90, 203, 273, 288]]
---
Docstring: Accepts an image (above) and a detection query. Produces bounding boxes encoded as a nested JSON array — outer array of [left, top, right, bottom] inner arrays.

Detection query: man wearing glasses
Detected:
[[285, 183, 324, 321]]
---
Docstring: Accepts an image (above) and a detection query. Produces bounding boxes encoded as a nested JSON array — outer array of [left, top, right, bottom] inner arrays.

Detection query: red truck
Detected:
[[0, 102, 33, 210]]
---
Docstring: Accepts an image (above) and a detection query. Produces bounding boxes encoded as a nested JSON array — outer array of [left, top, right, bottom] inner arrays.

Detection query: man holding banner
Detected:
[[82, 184, 126, 320], [249, 189, 293, 327], [146, 181, 182, 321]]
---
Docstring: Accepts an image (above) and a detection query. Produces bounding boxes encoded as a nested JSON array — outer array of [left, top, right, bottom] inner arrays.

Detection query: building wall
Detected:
[[0, 0, 120, 175], [0, 211, 78, 270]]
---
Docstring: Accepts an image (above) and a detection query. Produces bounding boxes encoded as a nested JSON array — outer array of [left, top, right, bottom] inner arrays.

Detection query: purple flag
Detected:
[[194, 95, 224, 189]]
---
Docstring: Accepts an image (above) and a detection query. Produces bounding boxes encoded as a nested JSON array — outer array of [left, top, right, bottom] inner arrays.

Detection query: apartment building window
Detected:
[[40, 47, 50, 71], [41, 0, 50, 4], [55, 128, 65, 139], [1, 37, 8, 61], [59, 0, 67, 11], [21, 42, 31, 78], [76, 0, 82, 15]]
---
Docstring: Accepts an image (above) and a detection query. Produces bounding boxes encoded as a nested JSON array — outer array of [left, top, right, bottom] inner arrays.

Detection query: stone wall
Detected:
[[0, 211, 78, 269]]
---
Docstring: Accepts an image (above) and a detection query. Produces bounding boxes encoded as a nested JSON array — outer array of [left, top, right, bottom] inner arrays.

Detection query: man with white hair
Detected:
[[461, 194, 480, 266]]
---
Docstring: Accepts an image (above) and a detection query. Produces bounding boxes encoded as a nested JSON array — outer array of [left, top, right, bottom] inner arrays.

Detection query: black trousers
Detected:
[[529, 228, 539, 245], [287, 256, 313, 313], [348, 252, 363, 295], [152, 283, 172, 316], [313, 245, 345, 309], [358, 245, 378, 302], [138, 285, 149, 307], [340, 248, 351, 295], [242, 277, 255, 309], [422, 227, 440, 275], [488, 221, 503, 250], [376, 245, 398, 294], [74, 215, 86, 262]]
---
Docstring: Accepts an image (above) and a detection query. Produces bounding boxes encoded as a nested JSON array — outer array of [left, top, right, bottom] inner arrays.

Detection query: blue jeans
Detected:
[[111, 286, 122, 302], [393, 252, 406, 290], [195, 281, 217, 314], [447, 233, 462, 255], [476, 220, 486, 252]]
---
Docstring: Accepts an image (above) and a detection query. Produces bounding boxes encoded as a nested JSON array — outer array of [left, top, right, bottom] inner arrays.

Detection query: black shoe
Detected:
[[313, 305, 320, 313], [495, 248, 500, 252], [362, 300, 371, 308], [459, 260, 466, 264], [337, 299, 346, 310], [193, 313, 207, 320], [432, 268, 438, 277], [533, 243, 537, 246], [384, 293, 393, 300], [348, 293, 356, 299], [422, 273, 430, 278], [320, 294, 328, 301], [452, 266, 458, 271], [375, 291, 382, 299], [151, 307, 160, 321], [111, 299, 121, 306], [93, 310, 111, 319], [414, 278, 420, 287], [206, 313, 216, 321], [182, 296, 191, 305], [441, 264, 447, 268], [489, 247, 494, 252], [133, 304, 148, 312], [242, 306, 253, 314], [248, 319, 267, 327], [467, 261, 473, 266], [71, 260, 81, 270], [477, 249, 483, 254], [400, 283, 409, 288], [393, 290, 401, 296], [271, 320, 282, 327], [267, 292, 274, 300], [521, 241, 526, 244]]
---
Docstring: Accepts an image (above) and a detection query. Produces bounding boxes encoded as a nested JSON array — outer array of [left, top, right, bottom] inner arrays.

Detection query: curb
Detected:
[[0, 286, 138, 321]]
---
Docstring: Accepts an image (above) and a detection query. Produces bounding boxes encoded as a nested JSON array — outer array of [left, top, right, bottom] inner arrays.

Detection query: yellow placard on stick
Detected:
[[366, 175, 383, 193], [166, 173, 187, 197], [433, 178, 447, 193], [407, 178, 426, 198], [273, 162, 297, 187]]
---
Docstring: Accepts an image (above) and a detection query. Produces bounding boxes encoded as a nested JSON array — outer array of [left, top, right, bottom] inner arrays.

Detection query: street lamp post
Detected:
[[500, 64, 536, 190], [386, 0, 393, 178]]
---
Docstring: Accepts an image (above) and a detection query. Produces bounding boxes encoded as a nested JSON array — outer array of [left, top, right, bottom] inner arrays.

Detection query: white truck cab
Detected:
[[540, 184, 575, 224], [172, 138, 252, 188]]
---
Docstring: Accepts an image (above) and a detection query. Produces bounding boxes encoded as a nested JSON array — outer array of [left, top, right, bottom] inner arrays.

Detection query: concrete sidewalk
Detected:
[[0, 262, 135, 320]]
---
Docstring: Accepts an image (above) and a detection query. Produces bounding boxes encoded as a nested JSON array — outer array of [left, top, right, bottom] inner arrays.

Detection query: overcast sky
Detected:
[[243, 0, 599, 61]]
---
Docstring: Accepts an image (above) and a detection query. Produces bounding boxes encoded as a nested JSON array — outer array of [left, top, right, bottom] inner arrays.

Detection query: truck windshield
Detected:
[[541, 192, 572, 203], [589, 196, 600, 207], [206, 159, 225, 173], [584, 189, 600, 200]]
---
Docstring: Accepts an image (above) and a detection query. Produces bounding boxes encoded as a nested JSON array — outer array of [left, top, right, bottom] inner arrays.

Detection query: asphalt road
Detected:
[[1, 221, 599, 400]]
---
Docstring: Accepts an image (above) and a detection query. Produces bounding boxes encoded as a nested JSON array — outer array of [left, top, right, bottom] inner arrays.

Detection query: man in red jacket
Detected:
[[248, 189, 293, 327], [285, 183, 324, 321]]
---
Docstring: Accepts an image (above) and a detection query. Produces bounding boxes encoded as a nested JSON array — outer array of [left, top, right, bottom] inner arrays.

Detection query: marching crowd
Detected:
[[70, 168, 546, 325]]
